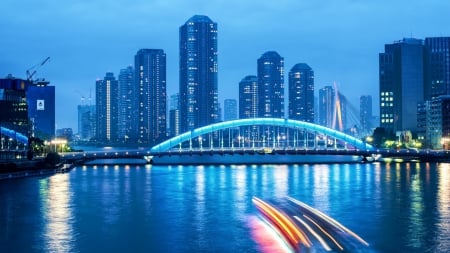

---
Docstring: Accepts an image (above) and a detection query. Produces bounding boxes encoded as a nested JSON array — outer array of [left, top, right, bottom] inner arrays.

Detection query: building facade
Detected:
[[288, 63, 314, 123], [360, 95, 373, 135], [224, 99, 237, 121], [424, 37, 450, 100], [118, 65, 135, 142], [27, 80, 55, 141], [257, 51, 284, 118], [135, 49, 167, 145], [239, 75, 258, 119], [179, 15, 219, 132], [425, 96, 450, 149], [0, 78, 29, 141], [318, 86, 334, 128], [77, 104, 95, 141], [379, 38, 425, 133], [96, 72, 119, 143], [169, 93, 180, 137]]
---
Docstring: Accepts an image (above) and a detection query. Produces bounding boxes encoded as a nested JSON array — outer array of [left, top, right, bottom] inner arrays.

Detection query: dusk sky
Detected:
[[1, 0, 450, 132]]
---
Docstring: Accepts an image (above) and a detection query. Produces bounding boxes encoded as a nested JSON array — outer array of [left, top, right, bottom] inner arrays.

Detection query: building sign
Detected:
[[37, 100, 45, 110]]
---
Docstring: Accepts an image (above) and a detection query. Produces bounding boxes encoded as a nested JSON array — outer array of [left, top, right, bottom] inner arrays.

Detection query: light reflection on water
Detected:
[[0, 162, 449, 252], [40, 174, 75, 253]]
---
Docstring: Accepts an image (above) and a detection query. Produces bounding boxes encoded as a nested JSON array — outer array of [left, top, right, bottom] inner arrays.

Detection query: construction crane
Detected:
[[26, 56, 50, 82]]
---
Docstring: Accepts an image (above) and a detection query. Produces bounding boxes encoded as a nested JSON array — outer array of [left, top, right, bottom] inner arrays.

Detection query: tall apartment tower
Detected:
[[118, 65, 135, 142], [179, 15, 219, 132], [379, 38, 425, 133], [257, 51, 284, 118], [96, 72, 119, 143], [424, 37, 450, 100], [224, 99, 237, 121], [239, 75, 258, 119], [288, 63, 314, 123], [135, 49, 167, 145], [360, 95, 373, 134], [318, 86, 334, 128]]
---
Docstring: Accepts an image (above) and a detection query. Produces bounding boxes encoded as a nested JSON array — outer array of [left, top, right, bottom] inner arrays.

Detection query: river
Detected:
[[1, 161, 449, 252]]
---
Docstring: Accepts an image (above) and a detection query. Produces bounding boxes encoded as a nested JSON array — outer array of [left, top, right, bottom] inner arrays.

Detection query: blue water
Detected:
[[1, 162, 450, 252]]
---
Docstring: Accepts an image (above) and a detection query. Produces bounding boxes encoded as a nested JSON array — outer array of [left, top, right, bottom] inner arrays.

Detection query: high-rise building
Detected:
[[318, 86, 334, 128], [179, 15, 219, 132], [360, 95, 373, 134], [135, 49, 167, 145], [118, 65, 135, 142], [379, 38, 425, 133], [224, 99, 237, 121], [257, 51, 284, 118], [288, 63, 314, 123], [0, 78, 29, 139], [426, 96, 450, 149], [169, 93, 180, 137], [424, 37, 450, 100], [239, 75, 258, 119], [77, 104, 95, 141], [96, 72, 119, 143], [27, 80, 55, 141]]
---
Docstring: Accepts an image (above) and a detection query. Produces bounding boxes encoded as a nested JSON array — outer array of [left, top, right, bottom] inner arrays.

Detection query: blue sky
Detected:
[[1, 0, 450, 132]]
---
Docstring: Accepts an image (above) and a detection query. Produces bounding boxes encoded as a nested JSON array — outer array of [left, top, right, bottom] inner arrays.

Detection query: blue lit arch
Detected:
[[151, 118, 374, 152], [0, 127, 28, 144]]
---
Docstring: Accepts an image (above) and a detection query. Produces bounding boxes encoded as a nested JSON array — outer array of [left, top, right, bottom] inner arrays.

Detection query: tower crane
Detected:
[[26, 56, 50, 82]]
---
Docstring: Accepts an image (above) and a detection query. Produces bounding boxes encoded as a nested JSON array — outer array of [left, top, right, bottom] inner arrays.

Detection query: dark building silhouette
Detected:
[[179, 15, 219, 132], [96, 72, 119, 143], [288, 63, 314, 123], [135, 49, 167, 145], [257, 51, 284, 118], [239, 75, 258, 119]]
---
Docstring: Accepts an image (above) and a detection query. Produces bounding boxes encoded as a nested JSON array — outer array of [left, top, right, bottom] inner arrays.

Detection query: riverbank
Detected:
[[0, 159, 73, 180]]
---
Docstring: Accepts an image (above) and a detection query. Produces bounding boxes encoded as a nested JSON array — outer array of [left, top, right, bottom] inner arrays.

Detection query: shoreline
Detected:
[[0, 160, 73, 180]]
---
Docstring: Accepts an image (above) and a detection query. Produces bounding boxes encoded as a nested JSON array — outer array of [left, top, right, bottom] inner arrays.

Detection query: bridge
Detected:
[[58, 118, 450, 165]]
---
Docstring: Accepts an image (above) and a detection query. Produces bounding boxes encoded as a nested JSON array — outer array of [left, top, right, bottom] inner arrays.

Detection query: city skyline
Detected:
[[2, 0, 450, 131]]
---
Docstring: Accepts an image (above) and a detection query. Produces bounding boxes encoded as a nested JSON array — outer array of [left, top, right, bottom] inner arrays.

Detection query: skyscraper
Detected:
[[135, 49, 167, 145], [288, 63, 314, 123], [360, 95, 373, 134], [96, 72, 119, 143], [118, 65, 135, 142], [379, 38, 424, 133], [424, 37, 450, 99], [27, 80, 55, 141], [224, 99, 237, 121], [257, 51, 284, 118], [239, 75, 258, 119], [318, 86, 334, 128], [179, 15, 219, 132]]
